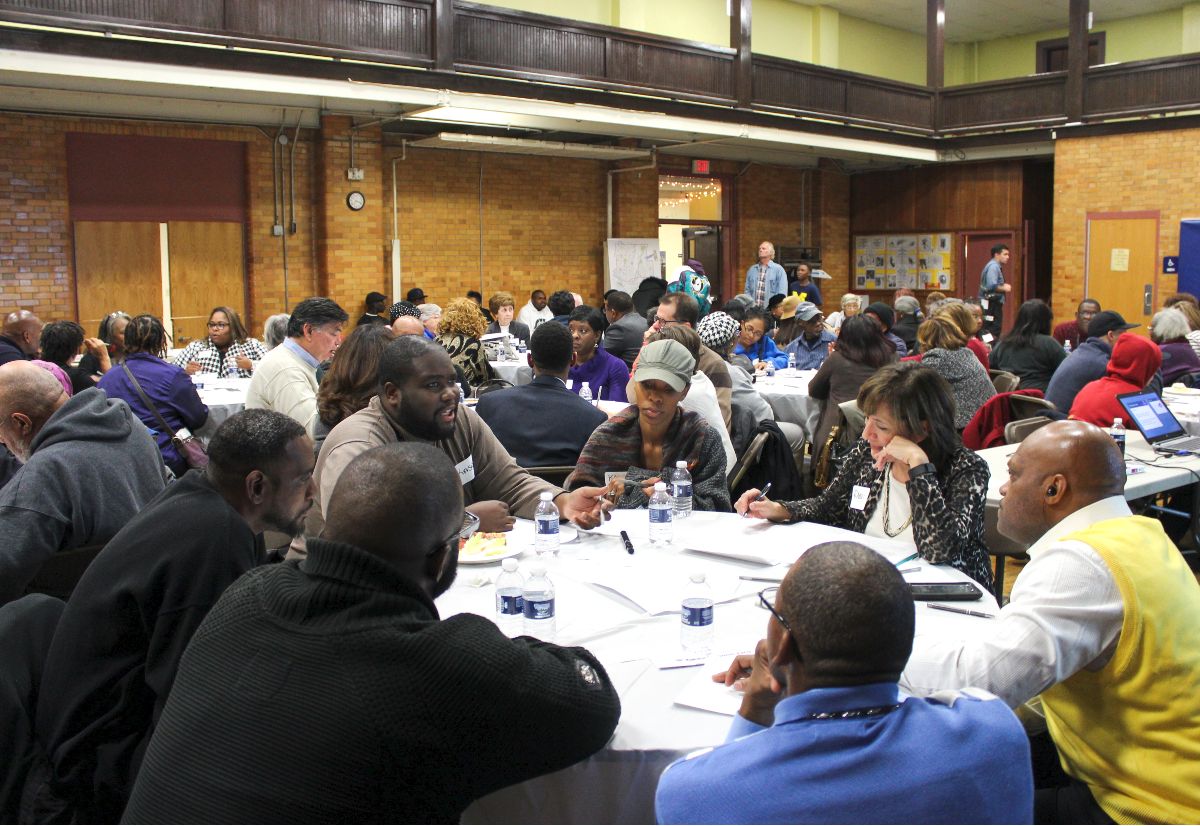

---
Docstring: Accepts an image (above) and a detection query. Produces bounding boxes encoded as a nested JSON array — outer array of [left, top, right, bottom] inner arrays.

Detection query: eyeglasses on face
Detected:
[[758, 587, 803, 660], [207, 321, 231, 329], [434, 510, 481, 557]]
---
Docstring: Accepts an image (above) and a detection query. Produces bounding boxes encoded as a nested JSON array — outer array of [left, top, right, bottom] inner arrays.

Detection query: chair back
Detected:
[[989, 369, 1020, 393], [473, 379, 514, 398], [1004, 416, 1052, 445], [525, 465, 574, 487], [24, 543, 106, 602], [837, 400, 866, 439], [728, 431, 769, 493], [1008, 394, 1056, 420], [984, 502, 1031, 603]]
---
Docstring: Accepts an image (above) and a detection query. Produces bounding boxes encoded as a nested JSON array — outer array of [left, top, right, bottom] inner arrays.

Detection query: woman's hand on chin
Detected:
[[873, 436, 929, 477]]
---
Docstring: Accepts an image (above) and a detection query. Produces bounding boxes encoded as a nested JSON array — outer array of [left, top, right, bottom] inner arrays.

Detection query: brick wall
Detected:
[[389, 146, 608, 308], [816, 162, 850, 313], [0, 112, 317, 333], [1052, 128, 1197, 324]]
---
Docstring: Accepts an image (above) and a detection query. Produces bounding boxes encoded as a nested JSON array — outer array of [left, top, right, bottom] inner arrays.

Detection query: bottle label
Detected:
[[497, 593, 524, 616], [650, 506, 672, 524], [671, 482, 692, 499], [681, 603, 713, 627], [535, 516, 559, 535], [523, 597, 555, 620]]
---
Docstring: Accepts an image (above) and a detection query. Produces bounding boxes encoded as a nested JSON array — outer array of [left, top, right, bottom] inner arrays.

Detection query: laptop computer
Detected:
[[1116, 390, 1200, 453]]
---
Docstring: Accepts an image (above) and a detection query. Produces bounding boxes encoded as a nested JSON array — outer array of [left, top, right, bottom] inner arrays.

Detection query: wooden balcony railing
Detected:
[[1, 0, 1199, 138]]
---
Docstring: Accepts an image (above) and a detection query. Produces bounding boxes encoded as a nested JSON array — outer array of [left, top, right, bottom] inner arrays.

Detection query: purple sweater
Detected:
[[568, 347, 629, 403]]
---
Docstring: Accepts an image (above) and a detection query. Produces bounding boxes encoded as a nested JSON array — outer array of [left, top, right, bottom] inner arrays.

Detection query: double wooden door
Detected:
[[74, 221, 245, 346]]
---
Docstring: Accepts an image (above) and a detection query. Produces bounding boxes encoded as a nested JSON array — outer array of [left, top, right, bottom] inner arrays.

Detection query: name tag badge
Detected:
[[850, 485, 870, 511], [456, 456, 476, 485], [982, 332, 995, 343], [980, 298, 989, 310]]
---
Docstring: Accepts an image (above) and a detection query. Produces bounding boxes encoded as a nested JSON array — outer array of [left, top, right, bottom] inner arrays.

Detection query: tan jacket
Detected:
[[302, 396, 562, 546]]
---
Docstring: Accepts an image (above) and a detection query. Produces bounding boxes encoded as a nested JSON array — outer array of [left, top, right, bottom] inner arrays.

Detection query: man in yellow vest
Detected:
[[902, 420, 1200, 824]]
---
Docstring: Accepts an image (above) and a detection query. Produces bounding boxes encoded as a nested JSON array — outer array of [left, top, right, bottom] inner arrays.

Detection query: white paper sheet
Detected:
[[673, 658, 745, 716]]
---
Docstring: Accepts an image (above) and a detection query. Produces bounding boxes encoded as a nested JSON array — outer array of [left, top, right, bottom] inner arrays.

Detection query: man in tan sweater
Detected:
[[303, 336, 611, 545], [246, 297, 347, 437]]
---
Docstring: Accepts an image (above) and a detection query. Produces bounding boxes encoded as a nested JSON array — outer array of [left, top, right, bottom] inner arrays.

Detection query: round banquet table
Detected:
[[437, 510, 998, 824], [752, 368, 822, 441], [192, 375, 251, 441], [489, 359, 533, 387]]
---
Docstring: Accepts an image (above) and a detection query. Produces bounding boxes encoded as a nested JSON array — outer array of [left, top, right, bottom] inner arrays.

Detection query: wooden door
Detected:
[[167, 222, 246, 347], [1086, 214, 1158, 334], [73, 221, 162, 335], [961, 231, 1019, 335]]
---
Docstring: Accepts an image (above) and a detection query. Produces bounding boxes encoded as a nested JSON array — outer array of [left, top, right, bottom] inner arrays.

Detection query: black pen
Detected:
[[927, 603, 995, 619], [620, 530, 636, 555], [742, 481, 772, 518]]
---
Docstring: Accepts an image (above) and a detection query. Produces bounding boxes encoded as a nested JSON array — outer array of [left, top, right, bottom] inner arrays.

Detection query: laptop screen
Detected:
[[1117, 391, 1185, 442]]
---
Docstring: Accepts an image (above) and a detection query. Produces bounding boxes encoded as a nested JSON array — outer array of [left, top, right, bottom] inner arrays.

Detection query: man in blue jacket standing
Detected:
[[744, 241, 787, 309]]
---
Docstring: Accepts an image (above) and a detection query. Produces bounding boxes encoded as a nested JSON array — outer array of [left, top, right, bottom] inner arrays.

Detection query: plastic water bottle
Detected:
[[680, 572, 715, 656], [456, 383, 466, 402], [671, 460, 692, 521], [649, 481, 673, 547], [579, 381, 593, 405], [534, 491, 560, 556], [1110, 417, 1126, 457], [787, 351, 796, 370], [1064, 340, 1073, 355], [765, 361, 776, 377], [494, 558, 525, 637], [522, 564, 556, 641], [224, 353, 238, 377]]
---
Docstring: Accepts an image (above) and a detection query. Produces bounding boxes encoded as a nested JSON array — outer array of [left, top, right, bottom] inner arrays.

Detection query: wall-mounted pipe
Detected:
[[288, 112, 301, 235], [390, 140, 407, 302]]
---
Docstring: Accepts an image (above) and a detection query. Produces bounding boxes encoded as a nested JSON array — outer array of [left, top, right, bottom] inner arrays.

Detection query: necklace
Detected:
[[880, 463, 914, 537], [803, 703, 902, 721]]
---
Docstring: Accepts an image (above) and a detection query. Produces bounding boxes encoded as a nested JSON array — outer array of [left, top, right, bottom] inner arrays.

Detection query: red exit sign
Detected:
[[690, 159, 711, 174]]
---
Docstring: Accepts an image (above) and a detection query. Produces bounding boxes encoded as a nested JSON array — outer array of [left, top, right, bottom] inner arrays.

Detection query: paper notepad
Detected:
[[673, 658, 745, 716]]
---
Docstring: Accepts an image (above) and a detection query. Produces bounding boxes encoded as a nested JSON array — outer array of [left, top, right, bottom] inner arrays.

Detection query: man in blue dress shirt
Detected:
[[744, 241, 788, 308], [655, 541, 1033, 824]]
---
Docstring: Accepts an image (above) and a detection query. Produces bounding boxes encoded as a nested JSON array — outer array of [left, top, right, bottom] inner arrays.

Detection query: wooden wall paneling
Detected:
[[318, 0, 429, 54], [1085, 57, 1200, 117], [852, 162, 1024, 236], [939, 76, 1067, 130], [753, 61, 847, 114], [73, 220, 163, 334], [166, 221, 246, 348], [1, 0, 223, 28], [846, 83, 933, 128], [454, 12, 605, 77], [606, 40, 733, 98]]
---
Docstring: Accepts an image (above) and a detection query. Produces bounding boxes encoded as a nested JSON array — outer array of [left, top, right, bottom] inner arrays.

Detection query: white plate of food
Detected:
[[458, 532, 523, 565]]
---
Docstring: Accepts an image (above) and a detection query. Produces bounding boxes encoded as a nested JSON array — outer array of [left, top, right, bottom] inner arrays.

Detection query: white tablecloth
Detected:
[[753, 369, 822, 440], [193, 375, 251, 440], [438, 511, 996, 824], [489, 359, 533, 387]]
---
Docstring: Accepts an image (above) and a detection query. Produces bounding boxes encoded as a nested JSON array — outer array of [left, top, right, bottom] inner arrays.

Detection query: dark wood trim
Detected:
[[1066, 0, 1088, 121], [731, 0, 752, 107], [926, 0, 943, 90], [1036, 31, 1105, 73], [434, 0, 453, 72]]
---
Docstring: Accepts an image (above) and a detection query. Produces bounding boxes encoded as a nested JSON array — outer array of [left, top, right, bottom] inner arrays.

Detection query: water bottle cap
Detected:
[[1113, 417, 1122, 426], [654, 481, 667, 492], [689, 572, 706, 583], [676, 460, 687, 469], [539, 491, 553, 501], [502, 558, 519, 572], [530, 563, 547, 577]]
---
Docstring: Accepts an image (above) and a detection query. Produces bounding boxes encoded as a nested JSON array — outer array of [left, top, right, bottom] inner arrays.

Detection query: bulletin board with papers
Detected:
[[854, 233, 954, 291]]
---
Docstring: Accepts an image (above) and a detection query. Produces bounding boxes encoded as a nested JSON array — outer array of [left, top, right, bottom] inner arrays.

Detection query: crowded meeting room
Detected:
[[4, 0, 1200, 823]]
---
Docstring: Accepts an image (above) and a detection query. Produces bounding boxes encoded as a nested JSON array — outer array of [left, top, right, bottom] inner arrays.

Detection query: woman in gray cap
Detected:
[[567, 339, 731, 512]]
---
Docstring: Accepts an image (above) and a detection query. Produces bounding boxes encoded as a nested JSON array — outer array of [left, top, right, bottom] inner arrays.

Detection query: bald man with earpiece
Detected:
[[903, 420, 1200, 823]]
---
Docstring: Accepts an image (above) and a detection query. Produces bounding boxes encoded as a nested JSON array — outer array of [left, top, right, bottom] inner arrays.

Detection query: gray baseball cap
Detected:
[[634, 339, 695, 392], [794, 301, 823, 321]]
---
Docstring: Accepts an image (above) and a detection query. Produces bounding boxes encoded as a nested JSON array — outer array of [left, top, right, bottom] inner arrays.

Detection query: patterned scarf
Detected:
[[572, 405, 713, 487]]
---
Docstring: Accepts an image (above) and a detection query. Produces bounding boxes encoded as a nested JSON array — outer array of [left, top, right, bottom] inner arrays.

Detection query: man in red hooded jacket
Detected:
[[1068, 334, 1162, 427]]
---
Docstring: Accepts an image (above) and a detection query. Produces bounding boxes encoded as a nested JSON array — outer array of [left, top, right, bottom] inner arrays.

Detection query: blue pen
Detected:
[[893, 552, 920, 567]]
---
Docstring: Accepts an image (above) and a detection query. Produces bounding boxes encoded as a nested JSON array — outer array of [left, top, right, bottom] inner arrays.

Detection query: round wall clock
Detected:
[[346, 191, 366, 211]]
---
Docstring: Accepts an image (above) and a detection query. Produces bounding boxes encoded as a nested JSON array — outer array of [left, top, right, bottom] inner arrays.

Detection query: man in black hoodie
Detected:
[[0, 361, 166, 604], [29, 409, 315, 823], [125, 443, 621, 824]]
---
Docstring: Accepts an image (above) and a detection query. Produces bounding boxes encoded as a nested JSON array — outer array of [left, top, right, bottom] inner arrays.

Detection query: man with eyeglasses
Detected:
[[635, 293, 732, 430], [655, 541, 1032, 824], [124, 442, 621, 823], [246, 296, 348, 438]]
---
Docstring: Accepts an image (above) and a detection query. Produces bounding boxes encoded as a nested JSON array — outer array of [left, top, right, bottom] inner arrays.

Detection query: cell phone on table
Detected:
[[909, 582, 983, 601]]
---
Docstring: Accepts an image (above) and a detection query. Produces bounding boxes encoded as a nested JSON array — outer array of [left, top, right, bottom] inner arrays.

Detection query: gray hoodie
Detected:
[[921, 347, 997, 429], [0, 388, 167, 604]]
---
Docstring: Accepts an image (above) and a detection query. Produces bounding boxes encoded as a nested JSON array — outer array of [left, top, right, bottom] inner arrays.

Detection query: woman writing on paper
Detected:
[[735, 362, 992, 590]]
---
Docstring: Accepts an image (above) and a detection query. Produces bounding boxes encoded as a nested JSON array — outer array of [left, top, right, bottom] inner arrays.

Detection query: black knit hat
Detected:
[[865, 302, 895, 331]]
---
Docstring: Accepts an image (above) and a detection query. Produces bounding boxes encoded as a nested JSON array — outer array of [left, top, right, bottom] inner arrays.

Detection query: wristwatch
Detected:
[[907, 462, 936, 478]]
